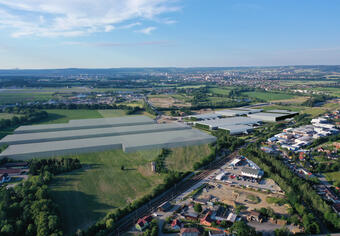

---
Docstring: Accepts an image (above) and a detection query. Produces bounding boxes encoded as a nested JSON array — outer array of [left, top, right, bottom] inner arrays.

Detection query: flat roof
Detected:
[[0, 123, 190, 145], [0, 129, 216, 159], [231, 108, 263, 113], [188, 113, 221, 120], [218, 125, 253, 134], [14, 115, 155, 133], [215, 109, 249, 116], [266, 109, 299, 114], [248, 112, 288, 118], [196, 117, 261, 127]]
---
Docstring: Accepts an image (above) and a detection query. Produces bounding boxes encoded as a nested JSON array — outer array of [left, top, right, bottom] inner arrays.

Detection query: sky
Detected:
[[0, 0, 340, 69]]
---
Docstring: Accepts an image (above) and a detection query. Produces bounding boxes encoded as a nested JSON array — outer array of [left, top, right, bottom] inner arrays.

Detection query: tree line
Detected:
[[0, 109, 48, 133], [29, 158, 82, 175]]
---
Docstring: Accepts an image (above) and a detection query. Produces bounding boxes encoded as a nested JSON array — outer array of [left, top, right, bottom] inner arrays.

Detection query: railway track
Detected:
[[111, 150, 240, 235]]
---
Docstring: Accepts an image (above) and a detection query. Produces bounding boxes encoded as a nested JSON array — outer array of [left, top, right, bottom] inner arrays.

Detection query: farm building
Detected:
[[0, 116, 216, 160], [14, 116, 155, 134]]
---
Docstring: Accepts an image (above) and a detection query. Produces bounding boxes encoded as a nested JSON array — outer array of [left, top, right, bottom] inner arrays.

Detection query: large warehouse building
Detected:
[[0, 123, 191, 145], [13, 116, 155, 134], [247, 111, 298, 122], [0, 116, 216, 160], [194, 117, 262, 135]]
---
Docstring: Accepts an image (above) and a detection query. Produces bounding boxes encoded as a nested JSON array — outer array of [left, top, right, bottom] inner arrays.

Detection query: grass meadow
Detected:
[[166, 144, 212, 172], [49, 149, 164, 234], [242, 91, 295, 101], [0, 92, 54, 105]]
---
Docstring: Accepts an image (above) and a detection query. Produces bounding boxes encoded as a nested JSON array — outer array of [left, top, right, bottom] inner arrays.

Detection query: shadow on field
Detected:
[[39, 112, 66, 123], [51, 164, 102, 188], [51, 189, 115, 235]]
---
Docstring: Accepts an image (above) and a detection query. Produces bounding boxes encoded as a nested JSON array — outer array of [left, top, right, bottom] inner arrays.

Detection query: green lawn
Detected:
[[324, 172, 340, 187], [242, 91, 295, 101], [49, 149, 164, 235], [0, 92, 54, 105]]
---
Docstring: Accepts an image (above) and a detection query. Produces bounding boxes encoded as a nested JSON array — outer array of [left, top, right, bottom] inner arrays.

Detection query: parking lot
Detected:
[[207, 158, 283, 194]]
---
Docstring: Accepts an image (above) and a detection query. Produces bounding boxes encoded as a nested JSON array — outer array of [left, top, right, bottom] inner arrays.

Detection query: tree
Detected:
[[194, 203, 202, 213], [1, 224, 14, 235], [121, 165, 125, 170], [106, 218, 114, 229], [230, 221, 257, 236], [274, 226, 291, 236]]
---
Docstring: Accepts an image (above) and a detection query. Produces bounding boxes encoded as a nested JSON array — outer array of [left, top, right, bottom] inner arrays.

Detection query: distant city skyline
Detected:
[[0, 0, 340, 69]]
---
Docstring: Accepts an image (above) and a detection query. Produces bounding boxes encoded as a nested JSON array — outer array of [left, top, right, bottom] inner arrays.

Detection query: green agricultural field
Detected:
[[242, 91, 295, 101], [177, 85, 205, 89], [40, 109, 103, 124], [49, 149, 164, 235], [166, 144, 212, 172], [0, 92, 54, 105], [208, 87, 231, 95], [97, 109, 127, 117], [324, 172, 340, 187]]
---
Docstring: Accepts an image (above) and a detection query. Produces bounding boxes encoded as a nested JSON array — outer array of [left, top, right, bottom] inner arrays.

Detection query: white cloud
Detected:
[[135, 26, 156, 34], [119, 22, 141, 29], [0, 0, 180, 37], [62, 40, 173, 47]]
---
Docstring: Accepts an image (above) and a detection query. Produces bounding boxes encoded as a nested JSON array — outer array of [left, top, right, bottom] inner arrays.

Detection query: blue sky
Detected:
[[0, 0, 339, 68]]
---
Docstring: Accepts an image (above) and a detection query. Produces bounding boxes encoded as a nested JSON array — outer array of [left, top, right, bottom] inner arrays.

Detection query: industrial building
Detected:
[[0, 116, 216, 160], [187, 113, 222, 120], [247, 112, 296, 122], [241, 167, 264, 179], [14, 116, 155, 134], [195, 117, 261, 134], [266, 109, 299, 115], [215, 109, 249, 117], [0, 123, 191, 145]]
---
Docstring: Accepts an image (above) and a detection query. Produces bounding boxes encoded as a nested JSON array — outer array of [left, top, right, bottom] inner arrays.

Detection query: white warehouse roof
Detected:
[[218, 124, 254, 135], [196, 117, 261, 129], [215, 109, 249, 116], [247, 112, 291, 122], [0, 129, 216, 160], [14, 116, 155, 134], [0, 123, 191, 145]]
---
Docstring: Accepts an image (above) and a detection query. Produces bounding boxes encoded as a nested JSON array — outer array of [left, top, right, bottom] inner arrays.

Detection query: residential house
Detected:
[[180, 228, 200, 236], [211, 206, 229, 222], [200, 211, 213, 226], [247, 211, 263, 223], [171, 219, 182, 231], [135, 215, 153, 231]]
